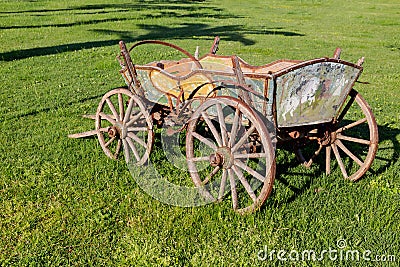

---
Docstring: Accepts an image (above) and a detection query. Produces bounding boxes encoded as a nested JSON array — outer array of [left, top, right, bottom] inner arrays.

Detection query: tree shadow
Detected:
[[0, 2, 221, 15], [0, 23, 303, 61], [0, 93, 105, 122], [114, 23, 258, 45], [0, 18, 131, 30], [140, 10, 242, 20], [0, 2, 304, 61]]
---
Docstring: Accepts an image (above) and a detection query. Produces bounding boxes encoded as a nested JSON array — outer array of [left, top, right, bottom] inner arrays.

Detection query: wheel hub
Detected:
[[108, 126, 119, 138], [209, 153, 223, 167], [317, 125, 337, 146], [107, 122, 127, 139], [209, 147, 234, 169]]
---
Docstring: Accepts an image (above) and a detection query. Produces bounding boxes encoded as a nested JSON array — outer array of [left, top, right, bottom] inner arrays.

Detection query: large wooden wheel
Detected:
[[186, 96, 276, 214], [95, 88, 154, 165], [296, 89, 378, 181]]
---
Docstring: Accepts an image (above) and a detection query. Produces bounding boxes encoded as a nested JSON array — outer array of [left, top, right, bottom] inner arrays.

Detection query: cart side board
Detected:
[[272, 58, 363, 128]]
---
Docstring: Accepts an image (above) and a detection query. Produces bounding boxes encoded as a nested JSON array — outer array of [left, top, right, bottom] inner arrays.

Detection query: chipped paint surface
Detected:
[[134, 57, 271, 111], [123, 45, 361, 131], [275, 61, 361, 127]]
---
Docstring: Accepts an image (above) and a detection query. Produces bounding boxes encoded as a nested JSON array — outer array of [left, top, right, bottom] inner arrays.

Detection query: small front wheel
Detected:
[[186, 97, 276, 214], [95, 88, 154, 165]]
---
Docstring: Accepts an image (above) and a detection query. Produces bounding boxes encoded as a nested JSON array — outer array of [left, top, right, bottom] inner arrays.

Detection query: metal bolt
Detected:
[[108, 127, 118, 138], [210, 153, 223, 167]]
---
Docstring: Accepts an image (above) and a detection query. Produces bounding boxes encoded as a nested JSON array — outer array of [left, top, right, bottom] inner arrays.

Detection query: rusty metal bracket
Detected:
[[119, 41, 144, 96], [232, 56, 252, 106], [210, 36, 220, 54]]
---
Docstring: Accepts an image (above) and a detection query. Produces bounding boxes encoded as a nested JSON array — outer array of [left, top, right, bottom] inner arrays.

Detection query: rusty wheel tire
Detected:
[[95, 88, 154, 165], [186, 96, 276, 214], [296, 89, 378, 181]]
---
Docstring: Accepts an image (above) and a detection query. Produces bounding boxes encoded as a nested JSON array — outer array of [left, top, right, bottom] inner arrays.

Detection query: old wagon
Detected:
[[69, 37, 378, 214]]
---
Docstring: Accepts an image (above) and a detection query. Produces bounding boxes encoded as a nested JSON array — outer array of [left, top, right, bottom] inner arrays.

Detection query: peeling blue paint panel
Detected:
[[244, 77, 266, 114], [275, 61, 361, 127]]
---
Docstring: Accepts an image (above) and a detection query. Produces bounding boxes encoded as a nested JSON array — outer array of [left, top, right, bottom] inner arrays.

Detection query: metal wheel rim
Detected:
[[330, 89, 379, 181]]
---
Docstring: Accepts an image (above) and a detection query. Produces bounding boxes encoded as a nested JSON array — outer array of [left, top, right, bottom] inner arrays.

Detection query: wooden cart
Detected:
[[69, 37, 378, 214]]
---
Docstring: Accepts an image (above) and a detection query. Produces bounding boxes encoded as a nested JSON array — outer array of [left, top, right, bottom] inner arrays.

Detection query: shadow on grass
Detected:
[[0, 2, 216, 15], [0, 1, 304, 61], [0, 23, 303, 61], [372, 124, 400, 174], [1, 93, 105, 122], [0, 18, 131, 30], [268, 124, 400, 206], [0, 2, 232, 30]]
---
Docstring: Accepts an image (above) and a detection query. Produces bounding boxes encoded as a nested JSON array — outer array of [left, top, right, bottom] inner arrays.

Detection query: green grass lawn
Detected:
[[1, 0, 399, 266]]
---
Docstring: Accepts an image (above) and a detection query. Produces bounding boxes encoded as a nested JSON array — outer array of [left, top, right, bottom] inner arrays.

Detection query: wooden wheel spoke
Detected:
[[126, 111, 144, 127], [122, 139, 130, 163], [127, 132, 147, 148], [228, 169, 238, 210], [218, 169, 228, 201], [336, 139, 364, 166], [118, 93, 125, 121], [228, 107, 240, 147], [331, 143, 348, 179], [126, 137, 141, 161], [104, 136, 116, 148], [127, 126, 148, 132], [99, 112, 117, 125], [235, 144, 250, 153], [232, 166, 257, 202], [191, 132, 217, 150], [188, 156, 210, 162], [201, 111, 222, 147], [201, 166, 221, 185], [337, 134, 370, 145], [99, 114, 117, 121], [105, 98, 120, 122], [304, 145, 323, 168], [337, 118, 367, 133], [113, 139, 122, 158], [124, 98, 135, 123], [234, 153, 267, 159], [326, 145, 331, 175], [234, 159, 265, 182], [216, 103, 228, 146], [98, 127, 110, 133], [71, 127, 110, 139], [232, 125, 256, 153]]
